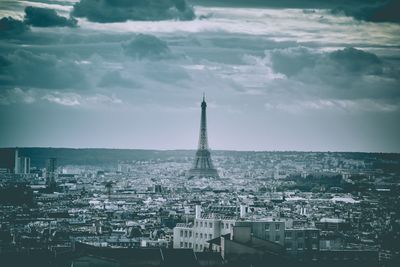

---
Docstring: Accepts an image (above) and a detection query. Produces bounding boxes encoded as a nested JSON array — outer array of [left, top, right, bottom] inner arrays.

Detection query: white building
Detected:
[[173, 205, 285, 252], [173, 205, 236, 251]]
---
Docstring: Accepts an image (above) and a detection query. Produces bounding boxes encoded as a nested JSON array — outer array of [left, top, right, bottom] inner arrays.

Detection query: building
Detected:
[[173, 205, 286, 252], [173, 205, 235, 251], [210, 225, 285, 264], [315, 218, 350, 231], [187, 94, 219, 178], [235, 220, 285, 246], [16, 156, 30, 174], [46, 158, 57, 188], [0, 148, 18, 173], [0, 148, 30, 174], [284, 228, 320, 259]]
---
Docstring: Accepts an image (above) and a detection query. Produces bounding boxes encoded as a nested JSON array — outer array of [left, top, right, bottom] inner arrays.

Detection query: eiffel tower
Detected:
[[188, 94, 219, 178]]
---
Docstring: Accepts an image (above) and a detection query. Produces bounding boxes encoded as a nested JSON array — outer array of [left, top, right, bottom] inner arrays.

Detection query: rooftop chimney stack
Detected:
[[195, 205, 202, 219], [240, 205, 247, 218]]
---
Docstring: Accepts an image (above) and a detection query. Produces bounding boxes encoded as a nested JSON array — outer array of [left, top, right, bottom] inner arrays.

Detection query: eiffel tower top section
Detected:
[[198, 93, 209, 151]]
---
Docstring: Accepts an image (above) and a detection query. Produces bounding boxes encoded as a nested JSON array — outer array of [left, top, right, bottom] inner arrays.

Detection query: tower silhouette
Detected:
[[188, 94, 219, 178]]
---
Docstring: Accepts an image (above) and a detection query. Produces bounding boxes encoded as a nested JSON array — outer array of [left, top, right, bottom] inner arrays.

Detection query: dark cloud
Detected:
[[0, 50, 87, 90], [269, 47, 317, 77], [24, 6, 77, 27], [332, 0, 400, 23], [72, 0, 195, 23], [122, 34, 170, 59], [193, 0, 378, 9], [267, 47, 398, 100], [0, 17, 28, 37], [269, 47, 383, 77], [195, 0, 400, 23], [329, 47, 382, 74]]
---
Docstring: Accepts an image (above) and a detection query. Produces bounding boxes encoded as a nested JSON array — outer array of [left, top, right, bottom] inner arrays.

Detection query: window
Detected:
[[298, 243, 303, 250], [285, 231, 292, 238], [200, 245, 203, 250], [180, 242, 183, 248], [180, 230, 183, 237], [209, 234, 212, 239], [222, 223, 224, 229], [184, 230, 187, 237], [184, 242, 188, 248], [265, 224, 270, 230], [275, 235, 280, 242], [230, 224, 234, 228], [200, 222, 203, 227], [209, 222, 212, 228], [266, 234, 270, 240], [189, 242, 192, 248], [297, 232, 304, 238], [311, 232, 317, 238], [226, 223, 229, 229], [196, 233, 198, 238], [275, 224, 280, 230], [196, 222, 198, 227], [200, 233, 203, 238], [189, 231, 192, 237], [195, 244, 198, 250]]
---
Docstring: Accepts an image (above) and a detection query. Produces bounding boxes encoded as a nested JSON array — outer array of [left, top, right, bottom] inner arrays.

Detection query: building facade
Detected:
[[173, 205, 287, 252]]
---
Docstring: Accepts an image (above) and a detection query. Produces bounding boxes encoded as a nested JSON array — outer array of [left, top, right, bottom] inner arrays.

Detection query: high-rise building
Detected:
[[188, 94, 219, 178], [16, 157, 30, 174], [46, 158, 57, 188], [0, 148, 30, 174]]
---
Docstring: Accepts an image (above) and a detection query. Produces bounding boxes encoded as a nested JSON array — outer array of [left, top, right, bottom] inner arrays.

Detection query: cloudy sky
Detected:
[[0, 0, 399, 152]]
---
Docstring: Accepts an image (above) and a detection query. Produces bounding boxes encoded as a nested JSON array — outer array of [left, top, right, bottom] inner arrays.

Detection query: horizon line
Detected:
[[1, 146, 399, 154]]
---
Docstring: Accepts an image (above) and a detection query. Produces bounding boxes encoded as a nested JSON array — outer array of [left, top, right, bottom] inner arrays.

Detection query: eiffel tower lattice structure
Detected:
[[188, 94, 219, 178]]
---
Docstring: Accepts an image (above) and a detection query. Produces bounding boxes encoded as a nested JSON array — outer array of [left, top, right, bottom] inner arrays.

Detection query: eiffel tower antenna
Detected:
[[188, 94, 219, 178]]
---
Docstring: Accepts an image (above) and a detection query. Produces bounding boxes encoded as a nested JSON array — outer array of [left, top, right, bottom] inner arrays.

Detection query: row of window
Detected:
[[285, 242, 318, 250], [194, 221, 235, 230], [266, 234, 281, 242], [196, 233, 212, 240], [180, 242, 192, 248], [179, 230, 213, 240], [222, 222, 234, 229], [180, 230, 192, 238], [196, 221, 213, 228], [265, 223, 281, 230], [179, 242, 204, 251], [285, 231, 318, 238]]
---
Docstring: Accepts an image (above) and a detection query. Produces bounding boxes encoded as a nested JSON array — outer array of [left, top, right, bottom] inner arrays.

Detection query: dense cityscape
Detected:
[[1, 98, 399, 266]]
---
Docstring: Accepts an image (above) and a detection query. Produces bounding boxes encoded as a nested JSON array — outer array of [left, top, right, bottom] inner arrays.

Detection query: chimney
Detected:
[[240, 205, 246, 218], [195, 205, 202, 219]]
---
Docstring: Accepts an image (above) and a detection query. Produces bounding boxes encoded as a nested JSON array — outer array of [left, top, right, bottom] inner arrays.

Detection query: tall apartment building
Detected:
[[46, 158, 57, 188], [16, 156, 30, 174]]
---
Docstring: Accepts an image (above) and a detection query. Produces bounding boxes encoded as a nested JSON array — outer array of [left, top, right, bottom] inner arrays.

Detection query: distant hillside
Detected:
[[5, 147, 399, 171], [16, 148, 196, 168]]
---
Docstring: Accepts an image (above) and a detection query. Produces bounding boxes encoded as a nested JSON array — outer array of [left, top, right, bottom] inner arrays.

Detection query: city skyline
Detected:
[[1, 0, 400, 152]]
